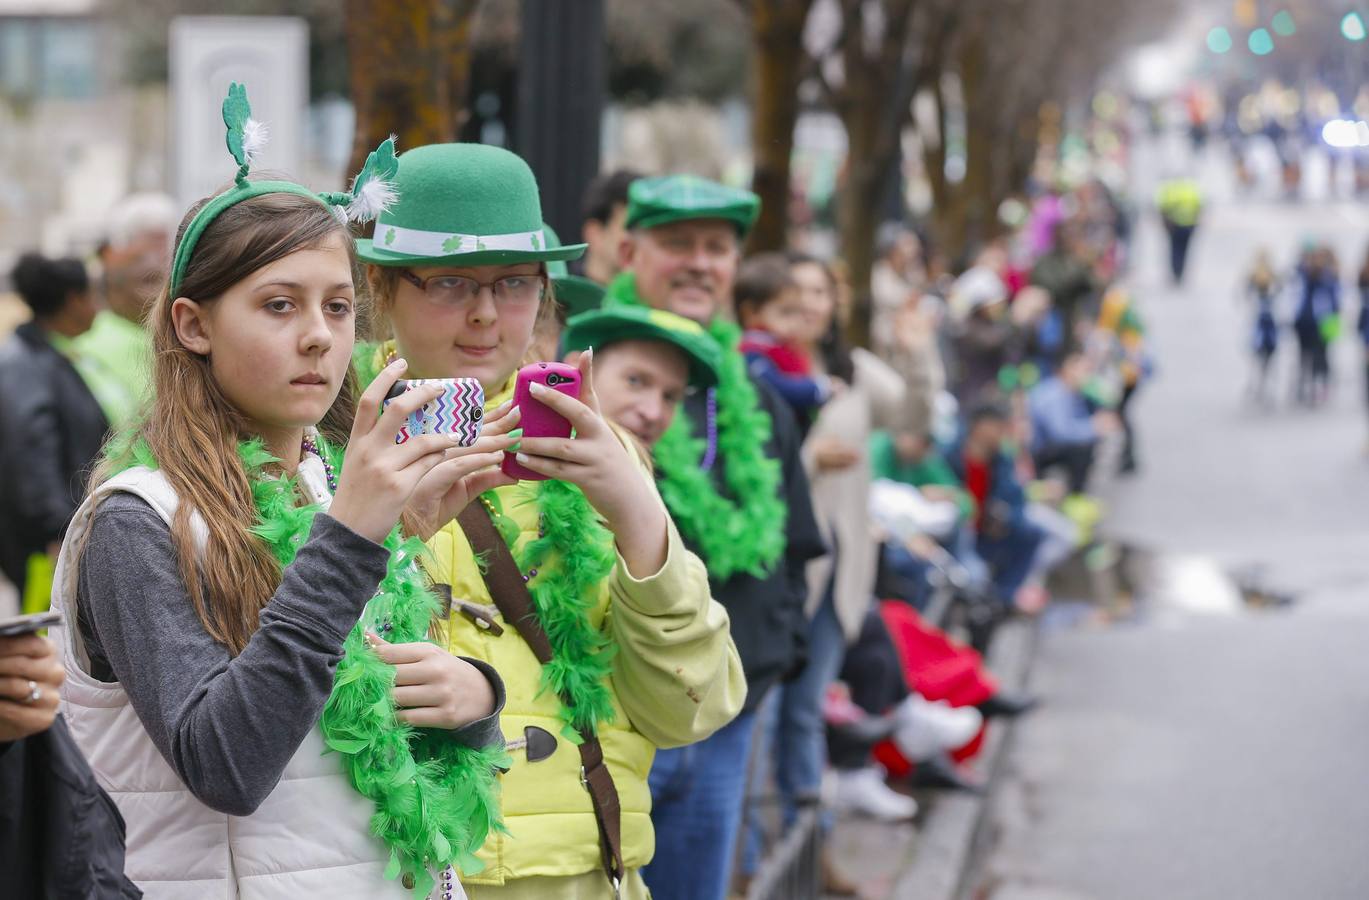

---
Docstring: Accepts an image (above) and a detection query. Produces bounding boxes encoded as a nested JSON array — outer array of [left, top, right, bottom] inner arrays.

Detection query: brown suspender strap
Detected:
[[456, 503, 626, 894]]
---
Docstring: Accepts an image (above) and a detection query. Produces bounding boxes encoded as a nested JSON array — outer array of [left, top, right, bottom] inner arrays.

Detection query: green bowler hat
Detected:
[[543, 223, 605, 317], [563, 305, 721, 389], [625, 174, 760, 237], [357, 143, 587, 267]]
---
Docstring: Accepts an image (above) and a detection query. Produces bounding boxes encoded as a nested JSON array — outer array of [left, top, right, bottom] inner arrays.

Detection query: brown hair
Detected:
[[733, 252, 795, 319], [90, 190, 360, 655]]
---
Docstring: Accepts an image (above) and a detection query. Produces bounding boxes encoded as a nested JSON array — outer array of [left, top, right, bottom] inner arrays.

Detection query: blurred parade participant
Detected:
[[1095, 286, 1148, 474], [870, 225, 923, 360], [1245, 248, 1281, 407], [950, 267, 1047, 404], [752, 251, 903, 890], [606, 174, 824, 900], [1030, 222, 1097, 358], [948, 404, 1043, 636], [75, 193, 177, 428], [1156, 176, 1202, 285], [1291, 243, 1340, 407], [736, 252, 838, 428], [55, 99, 509, 899], [360, 145, 744, 899], [0, 254, 106, 604], [1028, 351, 1118, 495], [578, 168, 641, 286], [1357, 246, 1369, 442]]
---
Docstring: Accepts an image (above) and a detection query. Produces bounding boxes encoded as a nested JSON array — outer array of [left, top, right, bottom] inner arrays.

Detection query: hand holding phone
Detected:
[[507, 349, 669, 577], [384, 378, 485, 446], [0, 609, 62, 637], [0, 627, 64, 741], [501, 362, 581, 481]]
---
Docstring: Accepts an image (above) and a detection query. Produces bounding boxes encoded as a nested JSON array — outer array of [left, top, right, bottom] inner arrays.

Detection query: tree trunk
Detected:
[[749, 0, 811, 253], [839, 91, 884, 349], [344, 0, 478, 180], [958, 32, 993, 258]]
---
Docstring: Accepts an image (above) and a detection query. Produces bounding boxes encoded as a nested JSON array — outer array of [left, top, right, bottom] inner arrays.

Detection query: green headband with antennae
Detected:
[[168, 82, 398, 297]]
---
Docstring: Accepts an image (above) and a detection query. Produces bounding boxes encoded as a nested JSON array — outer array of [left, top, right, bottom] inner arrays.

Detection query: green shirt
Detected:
[[72, 310, 151, 428], [869, 431, 975, 520]]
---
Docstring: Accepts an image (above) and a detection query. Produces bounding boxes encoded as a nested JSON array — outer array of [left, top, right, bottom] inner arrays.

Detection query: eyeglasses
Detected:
[[399, 270, 547, 309]]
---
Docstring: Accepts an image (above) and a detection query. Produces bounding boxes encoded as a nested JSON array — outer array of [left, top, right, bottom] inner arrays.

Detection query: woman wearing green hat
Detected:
[[358, 143, 746, 899], [49, 85, 516, 899]]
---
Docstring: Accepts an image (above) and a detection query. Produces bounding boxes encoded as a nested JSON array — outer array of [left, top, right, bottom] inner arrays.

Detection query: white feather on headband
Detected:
[[241, 119, 268, 165], [343, 134, 400, 224], [345, 179, 398, 223]]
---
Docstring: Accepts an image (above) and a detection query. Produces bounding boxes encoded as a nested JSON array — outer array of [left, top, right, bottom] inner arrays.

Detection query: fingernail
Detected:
[[515, 452, 529, 464], [508, 441, 521, 453], [507, 428, 523, 441], [392, 358, 407, 370], [585, 346, 594, 361], [529, 381, 545, 394]]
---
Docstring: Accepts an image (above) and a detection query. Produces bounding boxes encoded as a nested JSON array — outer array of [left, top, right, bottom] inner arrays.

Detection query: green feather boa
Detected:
[[104, 433, 506, 897], [604, 272, 787, 580], [352, 340, 621, 736], [483, 484, 618, 739]]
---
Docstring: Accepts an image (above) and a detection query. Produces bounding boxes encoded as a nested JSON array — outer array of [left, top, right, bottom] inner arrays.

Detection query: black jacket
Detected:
[[0, 322, 110, 590], [678, 377, 826, 715], [0, 716, 141, 899]]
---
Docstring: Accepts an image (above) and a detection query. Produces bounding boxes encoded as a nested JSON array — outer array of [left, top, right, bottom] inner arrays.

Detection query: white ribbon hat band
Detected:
[[374, 224, 546, 257]]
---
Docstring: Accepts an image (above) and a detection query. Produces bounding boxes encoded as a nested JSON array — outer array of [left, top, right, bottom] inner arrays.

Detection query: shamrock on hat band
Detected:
[[169, 82, 399, 297]]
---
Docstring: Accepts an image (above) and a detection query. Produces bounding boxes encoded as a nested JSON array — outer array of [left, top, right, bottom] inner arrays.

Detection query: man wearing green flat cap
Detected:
[[604, 175, 824, 900]]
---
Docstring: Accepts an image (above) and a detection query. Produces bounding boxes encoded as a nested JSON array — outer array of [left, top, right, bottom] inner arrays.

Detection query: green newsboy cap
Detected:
[[625, 174, 760, 237], [358, 143, 587, 267], [563, 306, 721, 388]]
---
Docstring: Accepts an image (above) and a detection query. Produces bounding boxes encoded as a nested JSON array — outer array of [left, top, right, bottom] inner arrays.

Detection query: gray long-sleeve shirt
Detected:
[[76, 491, 504, 816]]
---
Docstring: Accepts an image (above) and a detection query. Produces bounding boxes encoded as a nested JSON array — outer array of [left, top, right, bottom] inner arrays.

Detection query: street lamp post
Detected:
[[515, 0, 606, 246]]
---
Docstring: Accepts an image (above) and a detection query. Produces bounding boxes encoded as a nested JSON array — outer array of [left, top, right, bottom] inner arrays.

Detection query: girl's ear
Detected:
[[171, 297, 213, 356]]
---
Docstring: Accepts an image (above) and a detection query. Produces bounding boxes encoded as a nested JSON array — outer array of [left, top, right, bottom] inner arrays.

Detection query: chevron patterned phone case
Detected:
[[386, 378, 485, 446]]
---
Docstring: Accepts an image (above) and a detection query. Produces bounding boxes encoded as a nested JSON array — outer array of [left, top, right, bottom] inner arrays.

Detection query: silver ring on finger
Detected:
[[22, 680, 41, 704]]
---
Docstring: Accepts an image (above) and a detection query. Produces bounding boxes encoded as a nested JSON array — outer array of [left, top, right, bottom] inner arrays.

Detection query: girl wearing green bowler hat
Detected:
[[51, 87, 520, 899], [359, 143, 746, 899]]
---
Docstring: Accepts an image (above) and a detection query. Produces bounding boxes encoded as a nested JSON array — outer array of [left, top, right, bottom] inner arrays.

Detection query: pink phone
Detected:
[[501, 362, 581, 481]]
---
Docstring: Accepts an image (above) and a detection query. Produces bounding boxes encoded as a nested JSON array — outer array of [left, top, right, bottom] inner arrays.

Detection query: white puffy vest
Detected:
[[50, 454, 464, 899]]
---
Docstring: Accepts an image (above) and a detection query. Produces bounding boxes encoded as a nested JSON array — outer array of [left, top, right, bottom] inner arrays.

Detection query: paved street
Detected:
[[972, 156, 1369, 899]]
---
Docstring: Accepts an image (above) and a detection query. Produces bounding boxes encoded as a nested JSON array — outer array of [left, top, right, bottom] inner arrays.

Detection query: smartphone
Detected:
[[501, 362, 581, 481], [384, 378, 485, 446], [0, 609, 63, 637]]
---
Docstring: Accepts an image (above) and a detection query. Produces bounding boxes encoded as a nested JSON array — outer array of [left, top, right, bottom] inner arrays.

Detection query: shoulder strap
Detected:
[[456, 501, 625, 895]]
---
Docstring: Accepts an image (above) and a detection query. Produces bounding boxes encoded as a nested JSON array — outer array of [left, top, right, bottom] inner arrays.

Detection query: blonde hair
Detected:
[[91, 191, 361, 655]]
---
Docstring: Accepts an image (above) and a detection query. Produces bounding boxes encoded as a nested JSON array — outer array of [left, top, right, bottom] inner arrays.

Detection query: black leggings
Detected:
[[828, 607, 908, 770], [1034, 441, 1097, 494]]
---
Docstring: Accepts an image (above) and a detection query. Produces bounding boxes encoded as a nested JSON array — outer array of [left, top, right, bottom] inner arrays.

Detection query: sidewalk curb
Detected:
[[890, 617, 1040, 900]]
